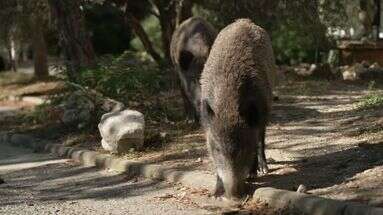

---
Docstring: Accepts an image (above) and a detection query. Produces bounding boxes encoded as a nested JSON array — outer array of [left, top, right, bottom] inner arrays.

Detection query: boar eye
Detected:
[[179, 50, 194, 71], [203, 99, 215, 119]]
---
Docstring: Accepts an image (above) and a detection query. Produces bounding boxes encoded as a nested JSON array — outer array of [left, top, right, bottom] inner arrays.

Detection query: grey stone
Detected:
[[98, 109, 144, 153], [342, 63, 366, 81], [369, 62, 381, 69], [253, 187, 383, 215]]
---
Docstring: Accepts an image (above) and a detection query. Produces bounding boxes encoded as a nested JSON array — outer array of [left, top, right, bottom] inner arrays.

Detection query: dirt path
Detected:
[[1, 77, 381, 209], [0, 144, 219, 215], [138, 82, 383, 206], [259, 81, 383, 207], [122, 80, 383, 207], [120, 81, 383, 207]]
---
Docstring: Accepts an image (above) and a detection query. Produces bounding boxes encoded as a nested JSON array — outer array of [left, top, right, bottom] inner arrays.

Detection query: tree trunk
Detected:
[[124, 5, 163, 65], [8, 37, 17, 72], [152, 0, 177, 66], [48, 0, 95, 82], [32, 17, 49, 80]]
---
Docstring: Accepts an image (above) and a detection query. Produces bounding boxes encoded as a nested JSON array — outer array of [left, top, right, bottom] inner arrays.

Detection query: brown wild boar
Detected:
[[170, 17, 217, 122], [200, 19, 276, 199]]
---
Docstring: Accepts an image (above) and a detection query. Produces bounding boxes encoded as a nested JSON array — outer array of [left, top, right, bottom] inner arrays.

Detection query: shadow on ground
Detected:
[[0, 155, 169, 206]]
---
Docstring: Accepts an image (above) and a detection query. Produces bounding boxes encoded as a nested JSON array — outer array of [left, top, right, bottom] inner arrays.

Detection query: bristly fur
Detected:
[[200, 19, 276, 198], [171, 17, 217, 68], [201, 19, 275, 120]]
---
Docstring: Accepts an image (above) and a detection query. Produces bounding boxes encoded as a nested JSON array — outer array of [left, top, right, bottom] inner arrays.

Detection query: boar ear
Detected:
[[179, 50, 194, 71]]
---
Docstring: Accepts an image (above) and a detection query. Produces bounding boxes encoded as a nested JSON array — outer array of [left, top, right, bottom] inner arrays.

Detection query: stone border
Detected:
[[45, 143, 216, 191], [1, 132, 382, 215], [253, 188, 383, 215]]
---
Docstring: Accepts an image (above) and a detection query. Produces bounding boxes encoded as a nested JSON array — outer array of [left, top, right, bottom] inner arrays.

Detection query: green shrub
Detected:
[[357, 81, 383, 110], [358, 94, 383, 110], [77, 51, 170, 103]]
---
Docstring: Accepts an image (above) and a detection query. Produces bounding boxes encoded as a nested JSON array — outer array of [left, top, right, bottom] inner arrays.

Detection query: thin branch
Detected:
[[124, 3, 163, 65]]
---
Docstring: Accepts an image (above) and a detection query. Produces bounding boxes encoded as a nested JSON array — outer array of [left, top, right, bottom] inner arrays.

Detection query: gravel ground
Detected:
[[0, 144, 215, 215], [256, 82, 383, 207]]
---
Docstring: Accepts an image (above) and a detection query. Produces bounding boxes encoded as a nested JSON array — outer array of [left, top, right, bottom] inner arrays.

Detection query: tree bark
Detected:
[[152, 0, 177, 66], [32, 17, 49, 80], [8, 36, 17, 72], [48, 0, 95, 82]]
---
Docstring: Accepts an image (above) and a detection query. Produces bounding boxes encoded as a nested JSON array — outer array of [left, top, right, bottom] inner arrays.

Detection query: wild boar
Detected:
[[200, 19, 276, 199], [170, 17, 217, 122]]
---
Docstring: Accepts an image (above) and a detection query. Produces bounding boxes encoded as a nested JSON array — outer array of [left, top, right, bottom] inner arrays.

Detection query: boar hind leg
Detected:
[[213, 175, 225, 197], [249, 126, 268, 178], [257, 126, 268, 174]]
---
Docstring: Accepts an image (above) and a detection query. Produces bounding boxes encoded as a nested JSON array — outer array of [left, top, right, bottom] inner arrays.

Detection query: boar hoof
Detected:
[[213, 175, 225, 197], [247, 172, 257, 180], [258, 162, 269, 175]]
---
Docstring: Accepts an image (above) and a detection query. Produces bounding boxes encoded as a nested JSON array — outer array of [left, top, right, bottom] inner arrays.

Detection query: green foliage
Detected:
[[319, 0, 350, 29], [194, 0, 332, 64], [272, 25, 313, 64], [26, 102, 51, 124], [272, 22, 330, 64], [77, 51, 170, 102], [194, 0, 278, 30], [358, 93, 383, 110], [357, 80, 383, 110]]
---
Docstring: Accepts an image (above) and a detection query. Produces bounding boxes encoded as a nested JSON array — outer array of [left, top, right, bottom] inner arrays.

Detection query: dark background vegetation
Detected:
[[0, 0, 381, 127]]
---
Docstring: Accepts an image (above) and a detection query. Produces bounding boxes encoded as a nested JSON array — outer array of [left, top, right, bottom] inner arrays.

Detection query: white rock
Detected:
[[342, 63, 365, 81], [296, 184, 307, 193], [308, 64, 317, 75], [369, 62, 381, 69], [98, 109, 145, 153]]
